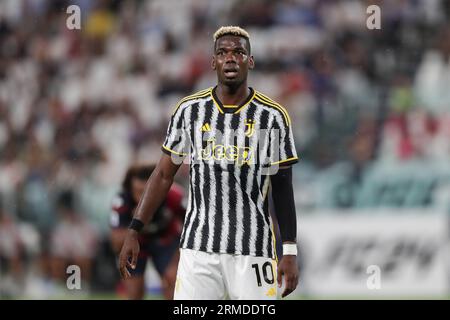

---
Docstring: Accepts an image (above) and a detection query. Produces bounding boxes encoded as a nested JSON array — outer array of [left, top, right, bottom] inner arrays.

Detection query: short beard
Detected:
[[220, 77, 246, 92]]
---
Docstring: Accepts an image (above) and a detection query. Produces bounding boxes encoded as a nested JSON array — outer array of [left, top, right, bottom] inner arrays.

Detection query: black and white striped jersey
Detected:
[[162, 86, 298, 259]]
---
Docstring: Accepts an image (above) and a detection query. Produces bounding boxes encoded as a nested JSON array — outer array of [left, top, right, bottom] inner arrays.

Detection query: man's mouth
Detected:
[[224, 67, 238, 78]]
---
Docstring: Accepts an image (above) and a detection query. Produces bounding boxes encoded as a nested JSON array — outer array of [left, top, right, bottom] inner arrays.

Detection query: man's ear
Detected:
[[211, 56, 216, 70], [249, 55, 255, 70]]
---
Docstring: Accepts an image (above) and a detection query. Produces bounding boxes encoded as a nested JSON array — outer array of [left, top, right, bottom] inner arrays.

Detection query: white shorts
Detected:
[[174, 248, 278, 300]]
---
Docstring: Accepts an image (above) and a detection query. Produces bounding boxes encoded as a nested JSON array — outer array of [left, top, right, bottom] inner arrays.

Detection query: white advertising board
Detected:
[[296, 210, 449, 298]]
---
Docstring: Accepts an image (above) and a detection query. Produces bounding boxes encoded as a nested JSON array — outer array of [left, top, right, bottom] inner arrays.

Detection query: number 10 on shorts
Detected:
[[252, 262, 275, 287]]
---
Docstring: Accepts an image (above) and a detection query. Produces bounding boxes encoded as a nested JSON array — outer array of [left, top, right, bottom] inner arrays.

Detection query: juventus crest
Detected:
[[245, 119, 255, 137]]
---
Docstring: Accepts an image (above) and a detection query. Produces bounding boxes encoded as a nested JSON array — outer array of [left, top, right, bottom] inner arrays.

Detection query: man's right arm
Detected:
[[133, 153, 182, 225], [118, 153, 182, 279]]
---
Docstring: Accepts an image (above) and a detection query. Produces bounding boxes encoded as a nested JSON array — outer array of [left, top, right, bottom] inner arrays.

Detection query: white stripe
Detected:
[[206, 106, 220, 252], [233, 107, 249, 254], [261, 175, 271, 200], [219, 114, 233, 252], [192, 100, 208, 250], [268, 214, 276, 259], [287, 124, 298, 158]]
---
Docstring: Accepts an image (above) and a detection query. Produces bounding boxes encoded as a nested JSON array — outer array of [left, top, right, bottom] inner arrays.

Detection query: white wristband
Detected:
[[283, 243, 297, 256]]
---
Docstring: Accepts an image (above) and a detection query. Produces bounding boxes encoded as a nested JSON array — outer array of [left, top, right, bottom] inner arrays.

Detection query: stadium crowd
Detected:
[[1, 0, 450, 298]]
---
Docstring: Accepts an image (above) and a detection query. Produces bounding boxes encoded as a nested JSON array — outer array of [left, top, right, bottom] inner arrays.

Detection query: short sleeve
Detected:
[[110, 193, 132, 228], [268, 111, 299, 167], [161, 104, 190, 159]]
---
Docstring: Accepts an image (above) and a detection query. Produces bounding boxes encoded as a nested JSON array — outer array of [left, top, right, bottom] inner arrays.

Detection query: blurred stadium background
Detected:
[[1, 0, 450, 299]]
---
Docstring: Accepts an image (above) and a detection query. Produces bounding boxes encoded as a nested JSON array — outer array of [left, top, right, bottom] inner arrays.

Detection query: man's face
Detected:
[[212, 35, 254, 87]]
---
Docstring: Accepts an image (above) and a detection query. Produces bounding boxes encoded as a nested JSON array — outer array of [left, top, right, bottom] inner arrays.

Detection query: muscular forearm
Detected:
[[270, 167, 297, 243], [131, 154, 181, 226], [133, 166, 174, 225]]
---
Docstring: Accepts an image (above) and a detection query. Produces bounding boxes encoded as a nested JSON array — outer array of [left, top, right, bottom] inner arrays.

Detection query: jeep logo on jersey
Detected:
[[199, 138, 254, 166]]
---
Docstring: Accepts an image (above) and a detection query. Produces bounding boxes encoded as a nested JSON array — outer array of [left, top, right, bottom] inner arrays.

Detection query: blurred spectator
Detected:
[[0, 197, 24, 298], [110, 164, 184, 300], [49, 190, 98, 292], [415, 25, 450, 115]]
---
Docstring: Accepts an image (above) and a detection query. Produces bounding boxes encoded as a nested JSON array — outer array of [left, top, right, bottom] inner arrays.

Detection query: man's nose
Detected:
[[225, 51, 237, 62]]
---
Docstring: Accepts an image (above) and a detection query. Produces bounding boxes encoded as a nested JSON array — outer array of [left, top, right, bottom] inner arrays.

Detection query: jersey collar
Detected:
[[211, 86, 255, 114]]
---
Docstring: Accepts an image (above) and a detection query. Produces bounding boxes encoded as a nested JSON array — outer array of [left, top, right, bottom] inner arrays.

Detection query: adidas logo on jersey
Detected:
[[201, 123, 211, 132], [265, 287, 277, 297]]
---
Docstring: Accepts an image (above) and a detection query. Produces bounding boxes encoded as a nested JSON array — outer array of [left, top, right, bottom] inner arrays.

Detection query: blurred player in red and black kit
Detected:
[[110, 165, 185, 299]]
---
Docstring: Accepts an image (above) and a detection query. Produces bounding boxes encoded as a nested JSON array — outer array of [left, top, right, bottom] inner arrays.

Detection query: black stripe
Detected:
[[211, 164, 223, 251], [183, 104, 199, 249], [263, 194, 274, 259], [258, 109, 271, 183], [186, 164, 201, 249], [166, 103, 189, 151], [199, 102, 215, 251], [240, 103, 257, 255], [272, 114, 288, 160], [225, 114, 241, 253], [257, 109, 271, 194], [186, 100, 205, 249], [180, 168, 194, 248], [240, 167, 251, 256], [189, 102, 200, 161], [226, 171, 237, 253], [253, 168, 265, 257], [212, 104, 226, 252], [199, 164, 211, 251], [270, 117, 282, 166], [283, 121, 295, 159]]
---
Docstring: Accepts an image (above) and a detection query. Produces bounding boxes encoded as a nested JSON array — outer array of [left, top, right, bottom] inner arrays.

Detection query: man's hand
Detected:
[[118, 230, 140, 279], [277, 255, 299, 298]]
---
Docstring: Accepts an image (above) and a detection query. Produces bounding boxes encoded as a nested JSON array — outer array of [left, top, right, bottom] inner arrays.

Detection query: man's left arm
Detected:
[[270, 166, 299, 298]]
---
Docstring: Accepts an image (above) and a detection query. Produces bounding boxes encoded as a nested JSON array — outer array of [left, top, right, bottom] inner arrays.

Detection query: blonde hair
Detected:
[[213, 26, 250, 42], [213, 26, 251, 53]]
